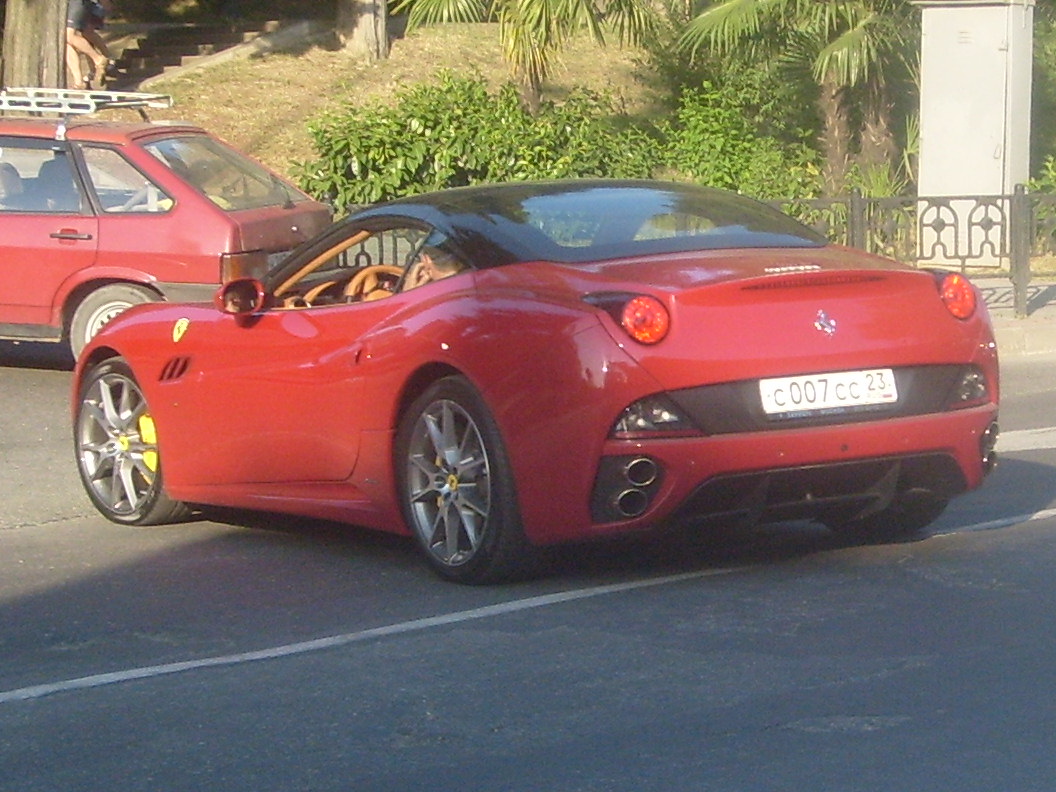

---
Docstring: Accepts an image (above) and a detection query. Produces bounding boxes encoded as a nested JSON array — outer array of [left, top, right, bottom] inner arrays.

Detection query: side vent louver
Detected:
[[159, 356, 190, 382]]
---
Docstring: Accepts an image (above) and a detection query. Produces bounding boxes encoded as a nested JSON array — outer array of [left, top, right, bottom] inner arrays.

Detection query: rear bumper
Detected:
[[587, 404, 998, 535]]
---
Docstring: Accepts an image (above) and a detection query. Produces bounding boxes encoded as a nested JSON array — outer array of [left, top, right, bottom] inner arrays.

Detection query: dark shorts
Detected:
[[67, 0, 103, 31]]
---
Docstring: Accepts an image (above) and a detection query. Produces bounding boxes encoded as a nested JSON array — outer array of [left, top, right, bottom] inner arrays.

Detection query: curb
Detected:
[[977, 278, 1056, 359], [991, 314, 1056, 359]]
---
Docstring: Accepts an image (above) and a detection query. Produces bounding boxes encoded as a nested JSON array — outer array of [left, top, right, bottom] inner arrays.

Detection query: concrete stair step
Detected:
[[111, 21, 278, 85]]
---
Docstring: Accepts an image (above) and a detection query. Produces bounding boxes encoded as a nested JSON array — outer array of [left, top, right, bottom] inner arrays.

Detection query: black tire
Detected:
[[395, 376, 535, 584], [74, 356, 192, 526], [69, 284, 158, 358]]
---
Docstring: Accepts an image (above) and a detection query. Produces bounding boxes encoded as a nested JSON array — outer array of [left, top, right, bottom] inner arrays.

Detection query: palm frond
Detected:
[[679, 0, 791, 56], [395, 0, 491, 28], [498, 1, 552, 89], [815, 13, 879, 88], [601, 0, 662, 45]]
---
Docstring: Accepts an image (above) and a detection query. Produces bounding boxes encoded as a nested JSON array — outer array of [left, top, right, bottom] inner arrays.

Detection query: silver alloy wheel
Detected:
[[76, 369, 161, 518], [404, 398, 492, 568], [82, 300, 132, 341], [69, 284, 157, 358]]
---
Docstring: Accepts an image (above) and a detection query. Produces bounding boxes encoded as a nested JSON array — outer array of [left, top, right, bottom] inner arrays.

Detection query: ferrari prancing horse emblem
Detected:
[[172, 317, 190, 343], [814, 310, 837, 336]]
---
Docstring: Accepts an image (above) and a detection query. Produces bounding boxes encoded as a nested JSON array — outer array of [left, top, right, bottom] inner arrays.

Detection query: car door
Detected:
[[0, 139, 98, 329], [167, 222, 429, 486]]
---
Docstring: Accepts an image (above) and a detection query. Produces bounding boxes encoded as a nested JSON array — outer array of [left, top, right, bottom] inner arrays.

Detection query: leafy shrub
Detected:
[[296, 71, 658, 211], [656, 83, 821, 199], [296, 70, 826, 211], [1030, 155, 1056, 193]]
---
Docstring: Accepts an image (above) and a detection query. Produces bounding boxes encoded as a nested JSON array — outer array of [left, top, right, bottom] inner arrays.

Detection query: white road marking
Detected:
[[0, 567, 737, 705], [996, 427, 1056, 453], [932, 507, 1056, 536]]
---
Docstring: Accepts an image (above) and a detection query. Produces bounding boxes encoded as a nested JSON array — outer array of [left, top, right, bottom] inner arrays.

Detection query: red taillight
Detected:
[[621, 296, 670, 344], [939, 272, 976, 319]]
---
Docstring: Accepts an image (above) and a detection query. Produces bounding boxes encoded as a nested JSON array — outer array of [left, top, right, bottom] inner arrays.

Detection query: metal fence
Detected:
[[769, 186, 1056, 318]]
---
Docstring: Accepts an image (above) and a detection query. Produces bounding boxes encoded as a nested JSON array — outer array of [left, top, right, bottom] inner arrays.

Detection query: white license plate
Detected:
[[759, 369, 898, 416]]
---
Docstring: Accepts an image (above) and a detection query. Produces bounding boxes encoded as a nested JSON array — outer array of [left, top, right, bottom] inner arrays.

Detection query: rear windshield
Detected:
[[439, 183, 827, 263], [143, 135, 306, 212]]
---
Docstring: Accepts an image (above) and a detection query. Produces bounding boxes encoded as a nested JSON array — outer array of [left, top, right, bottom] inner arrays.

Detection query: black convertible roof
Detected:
[[351, 179, 827, 267]]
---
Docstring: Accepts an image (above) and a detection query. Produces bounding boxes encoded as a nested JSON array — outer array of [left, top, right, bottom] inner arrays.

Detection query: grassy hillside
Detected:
[[134, 23, 660, 181]]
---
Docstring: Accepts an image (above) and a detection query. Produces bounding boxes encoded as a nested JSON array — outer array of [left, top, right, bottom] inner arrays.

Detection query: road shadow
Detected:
[[0, 341, 74, 371], [546, 520, 865, 581], [201, 454, 1056, 584], [202, 503, 877, 585]]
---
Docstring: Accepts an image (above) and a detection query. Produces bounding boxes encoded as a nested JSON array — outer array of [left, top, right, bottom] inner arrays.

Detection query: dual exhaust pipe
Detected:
[[612, 457, 660, 518]]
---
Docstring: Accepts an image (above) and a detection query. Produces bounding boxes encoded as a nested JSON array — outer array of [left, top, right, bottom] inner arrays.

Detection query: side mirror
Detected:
[[215, 278, 266, 315]]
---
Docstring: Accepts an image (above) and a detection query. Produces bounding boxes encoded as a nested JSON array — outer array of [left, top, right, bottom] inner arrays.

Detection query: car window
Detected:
[[426, 182, 828, 264], [632, 212, 717, 241], [517, 189, 823, 256], [539, 210, 719, 247], [142, 134, 305, 212], [0, 144, 85, 213], [80, 146, 173, 213], [272, 225, 435, 308]]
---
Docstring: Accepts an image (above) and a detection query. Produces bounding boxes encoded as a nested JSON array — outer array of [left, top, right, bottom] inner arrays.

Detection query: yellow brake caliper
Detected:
[[137, 414, 159, 475]]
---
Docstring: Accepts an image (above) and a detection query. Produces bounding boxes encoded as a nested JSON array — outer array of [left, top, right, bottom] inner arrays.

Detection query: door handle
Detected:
[[50, 230, 93, 240]]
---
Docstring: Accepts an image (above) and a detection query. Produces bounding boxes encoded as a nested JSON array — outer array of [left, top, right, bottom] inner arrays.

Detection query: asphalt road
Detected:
[[2, 340, 1056, 792]]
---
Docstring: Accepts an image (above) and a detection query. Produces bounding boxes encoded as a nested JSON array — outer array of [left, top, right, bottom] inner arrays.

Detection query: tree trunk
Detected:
[[857, 88, 898, 175], [816, 76, 850, 196], [336, 0, 389, 61], [2, 0, 66, 88], [519, 75, 542, 115]]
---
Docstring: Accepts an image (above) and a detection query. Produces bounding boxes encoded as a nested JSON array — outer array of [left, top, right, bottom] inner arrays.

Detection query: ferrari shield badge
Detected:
[[172, 317, 190, 343]]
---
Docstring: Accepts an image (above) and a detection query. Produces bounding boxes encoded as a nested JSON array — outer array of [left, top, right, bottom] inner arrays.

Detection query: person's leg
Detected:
[[82, 27, 111, 64], [65, 29, 87, 87], [66, 27, 107, 87]]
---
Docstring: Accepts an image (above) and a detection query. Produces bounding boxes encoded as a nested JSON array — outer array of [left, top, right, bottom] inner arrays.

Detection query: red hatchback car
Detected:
[[72, 179, 1000, 583], [0, 88, 332, 356]]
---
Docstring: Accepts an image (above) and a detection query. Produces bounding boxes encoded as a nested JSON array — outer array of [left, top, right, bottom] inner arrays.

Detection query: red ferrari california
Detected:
[[72, 180, 1000, 583]]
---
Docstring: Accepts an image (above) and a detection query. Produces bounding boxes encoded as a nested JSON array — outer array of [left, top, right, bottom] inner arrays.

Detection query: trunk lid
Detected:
[[534, 246, 994, 388]]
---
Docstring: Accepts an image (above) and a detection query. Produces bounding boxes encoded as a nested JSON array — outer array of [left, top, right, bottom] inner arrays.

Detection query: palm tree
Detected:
[[680, 0, 917, 194], [394, 0, 658, 112]]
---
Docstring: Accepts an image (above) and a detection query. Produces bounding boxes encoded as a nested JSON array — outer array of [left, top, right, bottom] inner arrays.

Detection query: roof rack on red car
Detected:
[[0, 86, 172, 114], [0, 87, 173, 137]]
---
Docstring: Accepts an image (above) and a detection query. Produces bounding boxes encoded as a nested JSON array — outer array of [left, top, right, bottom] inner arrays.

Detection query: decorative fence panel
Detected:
[[770, 186, 1056, 317]]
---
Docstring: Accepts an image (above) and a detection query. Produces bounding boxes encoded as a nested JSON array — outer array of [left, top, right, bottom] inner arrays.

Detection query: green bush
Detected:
[[657, 84, 821, 199], [296, 72, 658, 212], [296, 71, 825, 211], [1030, 155, 1056, 193]]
